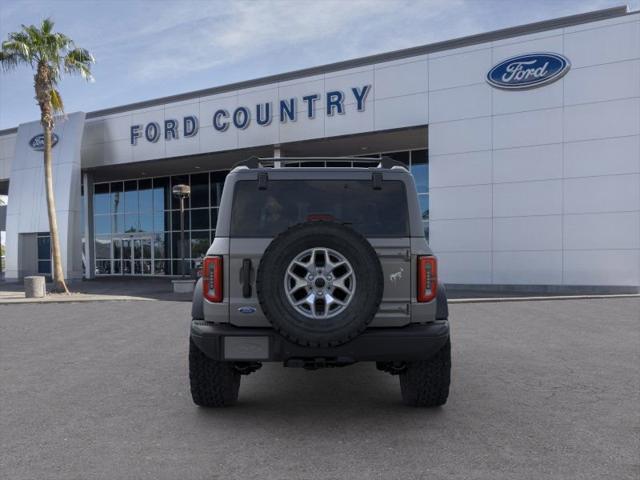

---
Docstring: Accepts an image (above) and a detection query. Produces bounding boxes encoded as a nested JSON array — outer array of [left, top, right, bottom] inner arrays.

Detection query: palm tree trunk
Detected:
[[43, 123, 69, 293]]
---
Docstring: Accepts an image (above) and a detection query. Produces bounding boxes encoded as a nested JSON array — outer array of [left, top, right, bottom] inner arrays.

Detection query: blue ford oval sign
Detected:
[[487, 53, 570, 90], [29, 133, 59, 151]]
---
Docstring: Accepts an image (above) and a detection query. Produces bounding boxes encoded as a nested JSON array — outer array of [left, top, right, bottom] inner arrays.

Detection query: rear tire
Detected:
[[189, 338, 241, 407], [399, 338, 451, 407]]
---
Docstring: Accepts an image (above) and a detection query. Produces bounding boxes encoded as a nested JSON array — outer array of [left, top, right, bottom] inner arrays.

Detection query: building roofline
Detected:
[[0, 5, 631, 136]]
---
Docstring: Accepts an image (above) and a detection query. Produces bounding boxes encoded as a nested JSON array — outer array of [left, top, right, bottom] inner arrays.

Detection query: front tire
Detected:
[[189, 338, 241, 407], [399, 339, 451, 407]]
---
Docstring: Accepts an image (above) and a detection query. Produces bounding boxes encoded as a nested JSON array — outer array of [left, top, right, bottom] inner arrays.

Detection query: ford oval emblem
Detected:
[[238, 306, 257, 314], [487, 53, 570, 90], [29, 133, 59, 151]]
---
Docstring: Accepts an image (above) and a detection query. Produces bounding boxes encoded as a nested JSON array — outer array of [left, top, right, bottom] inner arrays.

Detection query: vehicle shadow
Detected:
[[192, 363, 449, 425]]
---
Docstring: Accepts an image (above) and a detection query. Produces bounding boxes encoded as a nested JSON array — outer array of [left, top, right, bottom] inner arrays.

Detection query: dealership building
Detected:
[[0, 6, 639, 292]]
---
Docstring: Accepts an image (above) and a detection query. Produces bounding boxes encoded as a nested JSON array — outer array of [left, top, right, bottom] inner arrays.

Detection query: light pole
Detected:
[[172, 184, 191, 278]]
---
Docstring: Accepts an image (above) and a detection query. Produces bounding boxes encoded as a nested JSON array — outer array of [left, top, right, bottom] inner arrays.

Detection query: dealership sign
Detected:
[[487, 53, 570, 90], [130, 85, 371, 146], [29, 133, 59, 151]]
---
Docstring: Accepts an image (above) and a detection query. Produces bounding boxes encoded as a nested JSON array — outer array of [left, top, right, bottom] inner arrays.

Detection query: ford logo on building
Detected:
[[29, 133, 59, 151], [487, 53, 570, 90]]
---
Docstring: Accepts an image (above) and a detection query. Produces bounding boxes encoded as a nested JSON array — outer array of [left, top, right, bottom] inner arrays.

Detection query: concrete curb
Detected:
[[1, 292, 638, 306], [449, 293, 640, 304], [0, 295, 154, 305]]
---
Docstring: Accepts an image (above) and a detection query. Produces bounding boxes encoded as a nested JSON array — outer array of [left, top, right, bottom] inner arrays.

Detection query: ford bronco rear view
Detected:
[[189, 157, 451, 407]]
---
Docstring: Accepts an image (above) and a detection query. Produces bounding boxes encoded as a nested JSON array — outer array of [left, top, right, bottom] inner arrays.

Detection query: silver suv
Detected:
[[189, 157, 451, 407]]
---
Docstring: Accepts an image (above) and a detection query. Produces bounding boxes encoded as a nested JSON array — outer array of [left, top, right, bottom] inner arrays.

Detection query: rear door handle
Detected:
[[241, 259, 252, 298]]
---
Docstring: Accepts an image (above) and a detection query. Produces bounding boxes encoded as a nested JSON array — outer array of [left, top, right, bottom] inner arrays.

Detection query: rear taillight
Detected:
[[203, 256, 223, 302], [417, 256, 437, 302]]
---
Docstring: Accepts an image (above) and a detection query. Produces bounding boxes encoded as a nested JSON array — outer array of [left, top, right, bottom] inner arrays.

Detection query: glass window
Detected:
[[411, 149, 428, 194], [112, 214, 124, 234], [190, 231, 210, 258], [172, 232, 187, 259], [418, 194, 429, 221], [95, 237, 111, 259], [139, 212, 153, 232], [37, 235, 51, 260], [210, 171, 227, 207], [153, 233, 168, 259], [172, 259, 191, 276], [154, 260, 170, 275], [124, 180, 138, 212], [38, 260, 51, 274], [190, 173, 209, 208], [154, 211, 169, 232], [96, 260, 111, 275], [111, 182, 123, 215], [172, 210, 190, 231], [94, 183, 110, 214], [385, 151, 410, 165], [122, 239, 132, 260], [230, 180, 410, 237], [142, 260, 152, 274], [138, 179, 153, 212], [124, 213, 139, 233], [153, 177, 170, 211], [191, 208, 209, 230], [113, 238, 122, 260], [95, 215, 111, 235], [171, 175, 190, 209], [133, 239, 143, 259]]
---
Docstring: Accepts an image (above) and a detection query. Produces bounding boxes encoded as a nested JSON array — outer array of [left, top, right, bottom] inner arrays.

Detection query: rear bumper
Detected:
[[190, 320, 450, 363]]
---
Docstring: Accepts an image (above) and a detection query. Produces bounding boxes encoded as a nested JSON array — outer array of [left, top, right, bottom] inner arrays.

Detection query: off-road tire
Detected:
[[256, 221, 384, 348], [189, 337, 241, 407], [399, 338, 451, 407]]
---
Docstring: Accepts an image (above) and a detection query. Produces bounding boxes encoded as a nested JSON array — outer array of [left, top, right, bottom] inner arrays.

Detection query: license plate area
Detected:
[[223, 336, 269, 360]]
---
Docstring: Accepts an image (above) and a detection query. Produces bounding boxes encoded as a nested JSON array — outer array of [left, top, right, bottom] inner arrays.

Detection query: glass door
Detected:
[[133, 237, 153, 275], [113, 236, 153, 275]]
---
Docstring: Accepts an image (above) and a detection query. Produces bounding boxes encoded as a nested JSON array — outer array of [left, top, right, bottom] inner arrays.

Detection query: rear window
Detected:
[[230, 179, 409, 237]]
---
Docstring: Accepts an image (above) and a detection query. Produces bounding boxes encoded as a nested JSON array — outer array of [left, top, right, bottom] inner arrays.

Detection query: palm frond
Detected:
[[41, 17, 54, 35], [64, 47, 94, 81], [0, 51, 20, 70], [2, 35, 32, 65], [50, 88, 64, 113]]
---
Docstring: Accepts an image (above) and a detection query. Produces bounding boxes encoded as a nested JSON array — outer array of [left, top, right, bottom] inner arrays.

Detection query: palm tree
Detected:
[[0, 18, 94, 293]]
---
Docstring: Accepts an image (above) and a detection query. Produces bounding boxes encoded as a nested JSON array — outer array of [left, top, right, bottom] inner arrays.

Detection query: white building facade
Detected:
[[0, 6, 638, 292]]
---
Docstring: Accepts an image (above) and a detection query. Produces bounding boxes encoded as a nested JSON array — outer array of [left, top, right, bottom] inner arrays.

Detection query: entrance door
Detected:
[[114, 236, 153, 275], [132, 237, 153, 275]]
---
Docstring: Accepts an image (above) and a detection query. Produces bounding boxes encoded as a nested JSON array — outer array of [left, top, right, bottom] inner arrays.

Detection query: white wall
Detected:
[[5, 113, 85, 280], [0, 133, 16, 181], [428, 12, 640, 287]]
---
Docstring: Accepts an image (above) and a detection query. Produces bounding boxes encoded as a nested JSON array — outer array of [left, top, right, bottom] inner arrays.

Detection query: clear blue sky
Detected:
[[0, 0, 634, 130]]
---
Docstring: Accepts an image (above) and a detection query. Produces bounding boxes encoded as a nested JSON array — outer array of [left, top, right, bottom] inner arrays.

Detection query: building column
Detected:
[[273, 144, 281, 167], [83, 172, 95, 279]]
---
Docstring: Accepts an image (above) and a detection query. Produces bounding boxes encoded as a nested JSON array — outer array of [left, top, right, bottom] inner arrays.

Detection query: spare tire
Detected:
[[256, 222, 383, 347]]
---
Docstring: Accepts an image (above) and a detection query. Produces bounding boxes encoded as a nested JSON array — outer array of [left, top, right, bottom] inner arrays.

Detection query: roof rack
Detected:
[[233, 156, 407, 170]]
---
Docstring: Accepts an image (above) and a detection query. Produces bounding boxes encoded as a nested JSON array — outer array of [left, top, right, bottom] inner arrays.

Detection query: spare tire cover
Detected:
[[256, 221, 384, 347]]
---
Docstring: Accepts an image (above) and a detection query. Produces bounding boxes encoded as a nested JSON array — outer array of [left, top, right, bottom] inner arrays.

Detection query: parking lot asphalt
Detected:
[[1, 298, 638, 480]]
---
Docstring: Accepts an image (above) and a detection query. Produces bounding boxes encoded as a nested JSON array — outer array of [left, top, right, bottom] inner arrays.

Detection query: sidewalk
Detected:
[[1, 277, 637, 305], [0, 277, 193, 304]]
